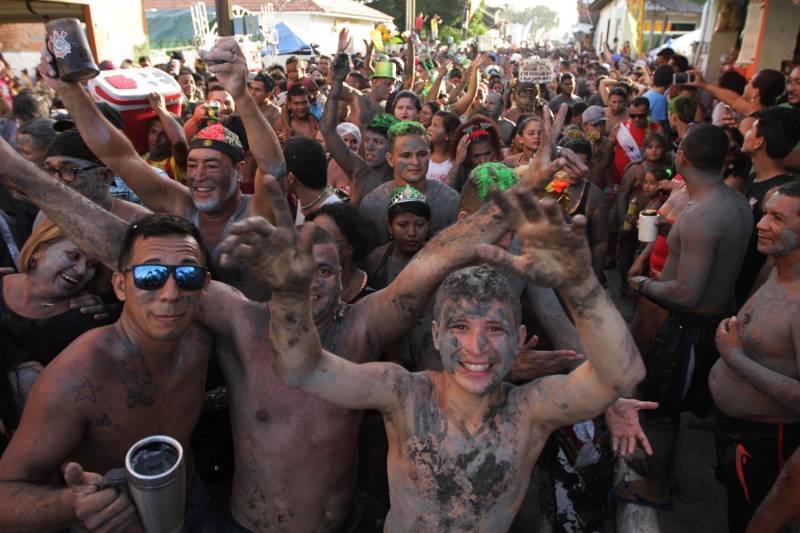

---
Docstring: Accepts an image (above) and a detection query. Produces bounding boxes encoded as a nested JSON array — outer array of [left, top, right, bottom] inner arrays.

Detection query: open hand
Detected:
[[509, 335, 584, 381], [63, 462, 137, 532], [200, 38, 248, 98], [605, 398, 659, 457], [337, 28, 352, 54], [218, 174, 316, 296], [477, 187, 592, 288]]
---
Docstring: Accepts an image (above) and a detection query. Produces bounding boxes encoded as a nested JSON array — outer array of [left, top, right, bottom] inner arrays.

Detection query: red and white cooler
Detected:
[[87, 68, 183, 155]]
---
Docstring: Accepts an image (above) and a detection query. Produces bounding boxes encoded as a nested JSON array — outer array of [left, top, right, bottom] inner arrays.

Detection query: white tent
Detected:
[[649, 29, 702, 63]]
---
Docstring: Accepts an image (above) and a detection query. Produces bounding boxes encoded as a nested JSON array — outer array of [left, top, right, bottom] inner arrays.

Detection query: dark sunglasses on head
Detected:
[[125, 264, 207, 291], [629, 113, 647, 119]]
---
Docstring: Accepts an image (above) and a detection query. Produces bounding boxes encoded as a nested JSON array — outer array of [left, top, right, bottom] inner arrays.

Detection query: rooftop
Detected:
[[144, 0, 392, 20]]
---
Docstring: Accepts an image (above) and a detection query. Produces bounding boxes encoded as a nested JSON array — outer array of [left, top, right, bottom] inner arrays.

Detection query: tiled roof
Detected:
[[144, 0, 392, 20]]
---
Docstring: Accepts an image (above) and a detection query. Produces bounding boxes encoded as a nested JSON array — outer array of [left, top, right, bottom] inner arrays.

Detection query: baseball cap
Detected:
[[582, 105, 606, 126]]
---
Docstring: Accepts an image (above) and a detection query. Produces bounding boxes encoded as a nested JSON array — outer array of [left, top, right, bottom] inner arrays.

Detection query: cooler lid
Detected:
[[87, 68, 182, 102]]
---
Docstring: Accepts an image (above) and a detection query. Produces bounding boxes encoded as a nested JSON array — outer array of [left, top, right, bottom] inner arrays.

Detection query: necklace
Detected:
[[301, 189, 328, 210]]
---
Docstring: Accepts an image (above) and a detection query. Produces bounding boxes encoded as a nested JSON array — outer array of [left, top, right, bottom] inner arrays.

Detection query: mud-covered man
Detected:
[[710, 182, 800, 532], [239, 184, 644, 531], [0, 215, 214, 532]]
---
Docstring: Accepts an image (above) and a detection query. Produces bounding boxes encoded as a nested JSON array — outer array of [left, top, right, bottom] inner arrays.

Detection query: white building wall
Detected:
[[274, 13, 383, 55]]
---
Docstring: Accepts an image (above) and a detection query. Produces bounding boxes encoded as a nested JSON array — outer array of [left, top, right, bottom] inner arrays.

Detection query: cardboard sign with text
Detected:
[[518, 58, 555, 83]]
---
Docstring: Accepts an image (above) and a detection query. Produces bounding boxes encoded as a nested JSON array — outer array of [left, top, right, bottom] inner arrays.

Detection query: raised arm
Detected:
[[518, 104, 585, 192], [201, 38, 286, 184], [687, 70, 755, 116], [477, 187, 645, 428], [452, 55, 486, 117], [37, 50, 192, 215], [426, 60, 451, 103], [217, 182, 406, 414], [320, 30, 363, 179], [147, 92, 189, 169], [403, 38, 416, 91]]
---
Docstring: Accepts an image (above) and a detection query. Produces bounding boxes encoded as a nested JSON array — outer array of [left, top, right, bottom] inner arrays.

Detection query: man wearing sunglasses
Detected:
[[0, 214, 217, 532], [37, 37, 285, 299], [612, 96, 661, 185], [0, 120, 558, 532]]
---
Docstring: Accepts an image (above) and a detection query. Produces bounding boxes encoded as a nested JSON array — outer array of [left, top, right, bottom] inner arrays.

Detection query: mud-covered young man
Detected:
[[227, 186, 645, 531]]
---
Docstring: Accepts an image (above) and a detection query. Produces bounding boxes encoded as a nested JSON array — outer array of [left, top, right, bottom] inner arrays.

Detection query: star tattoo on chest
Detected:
[[72, 378, 100, 404]]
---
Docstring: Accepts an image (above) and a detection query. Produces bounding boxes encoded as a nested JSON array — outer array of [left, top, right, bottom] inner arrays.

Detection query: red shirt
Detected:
[[613, 121, 659, 184]]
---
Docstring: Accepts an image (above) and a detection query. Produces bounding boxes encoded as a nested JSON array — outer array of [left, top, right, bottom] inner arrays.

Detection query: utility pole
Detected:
[[215, 0, 234, 36]]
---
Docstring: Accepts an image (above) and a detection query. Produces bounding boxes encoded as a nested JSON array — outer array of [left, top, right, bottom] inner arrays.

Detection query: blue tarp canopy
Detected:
[[145, 8, 312, 54], [275, 22, 312, 55]]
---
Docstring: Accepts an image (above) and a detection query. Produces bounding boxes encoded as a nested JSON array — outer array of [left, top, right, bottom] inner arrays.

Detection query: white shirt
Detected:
[[426, 158, 454, 182]]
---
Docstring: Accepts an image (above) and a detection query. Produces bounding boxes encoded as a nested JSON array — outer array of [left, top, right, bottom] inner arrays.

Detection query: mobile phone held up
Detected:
[[673, 72, 695, 85]]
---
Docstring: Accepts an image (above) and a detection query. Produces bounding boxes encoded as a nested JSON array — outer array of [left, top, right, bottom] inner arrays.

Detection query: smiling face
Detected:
[[364, 131, 389, 168], [186, 148, 242, 213], [289, 94, 310, 119], [31, 238, 98, 298], [112, 234, 208, 342], [432, 297, 524, 396], [757, 192, 800, 256], [387, 134, 430, 185], [418, 105, 434, 128]]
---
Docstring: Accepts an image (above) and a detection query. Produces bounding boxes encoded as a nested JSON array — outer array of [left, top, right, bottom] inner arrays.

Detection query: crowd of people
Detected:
[[0, 22, 797, 533]]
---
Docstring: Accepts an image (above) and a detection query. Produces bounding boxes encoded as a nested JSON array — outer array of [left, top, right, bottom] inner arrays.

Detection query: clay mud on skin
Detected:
[[131, 442, 179, 476]]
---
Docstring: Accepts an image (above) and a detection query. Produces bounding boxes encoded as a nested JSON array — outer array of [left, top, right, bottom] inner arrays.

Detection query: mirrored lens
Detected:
[[132, 265, 169, 290], [174, 266, 206, 291]]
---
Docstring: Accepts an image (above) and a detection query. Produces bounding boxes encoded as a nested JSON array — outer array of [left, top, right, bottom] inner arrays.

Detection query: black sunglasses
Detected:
[[628, 112, 647, 119], [125, 264, 207, 291]]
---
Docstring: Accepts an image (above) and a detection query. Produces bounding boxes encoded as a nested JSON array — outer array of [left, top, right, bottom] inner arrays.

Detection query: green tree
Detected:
[[505, 5, 559, 34], [366, 0, 469, 37]]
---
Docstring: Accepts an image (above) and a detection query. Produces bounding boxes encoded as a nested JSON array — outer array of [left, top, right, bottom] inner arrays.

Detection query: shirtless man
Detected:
[[248, 70, 282, 129], [709, 182, 800, 532], [627, 124, 753, 505], [321, 32, 396, 205], [249, 185, 644, 531], [0, 133, 555, 531], [38, 38, 284, 293], [0, 214, 214, 532]]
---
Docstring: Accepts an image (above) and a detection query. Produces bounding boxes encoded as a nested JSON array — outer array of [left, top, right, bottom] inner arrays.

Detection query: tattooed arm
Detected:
[[0, 350, 135, 531], [37, 51, 192, 216], [477, 188, 645, 428], [0, 137, 127, 269]]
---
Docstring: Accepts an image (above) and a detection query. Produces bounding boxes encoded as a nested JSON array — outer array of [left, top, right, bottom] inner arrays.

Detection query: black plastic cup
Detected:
[[45, 18, 99, 83]]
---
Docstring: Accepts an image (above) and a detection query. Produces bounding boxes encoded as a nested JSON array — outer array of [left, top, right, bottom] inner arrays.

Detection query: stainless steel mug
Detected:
[[45, 18, 99, 82], [125, 435, 185, 533]]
